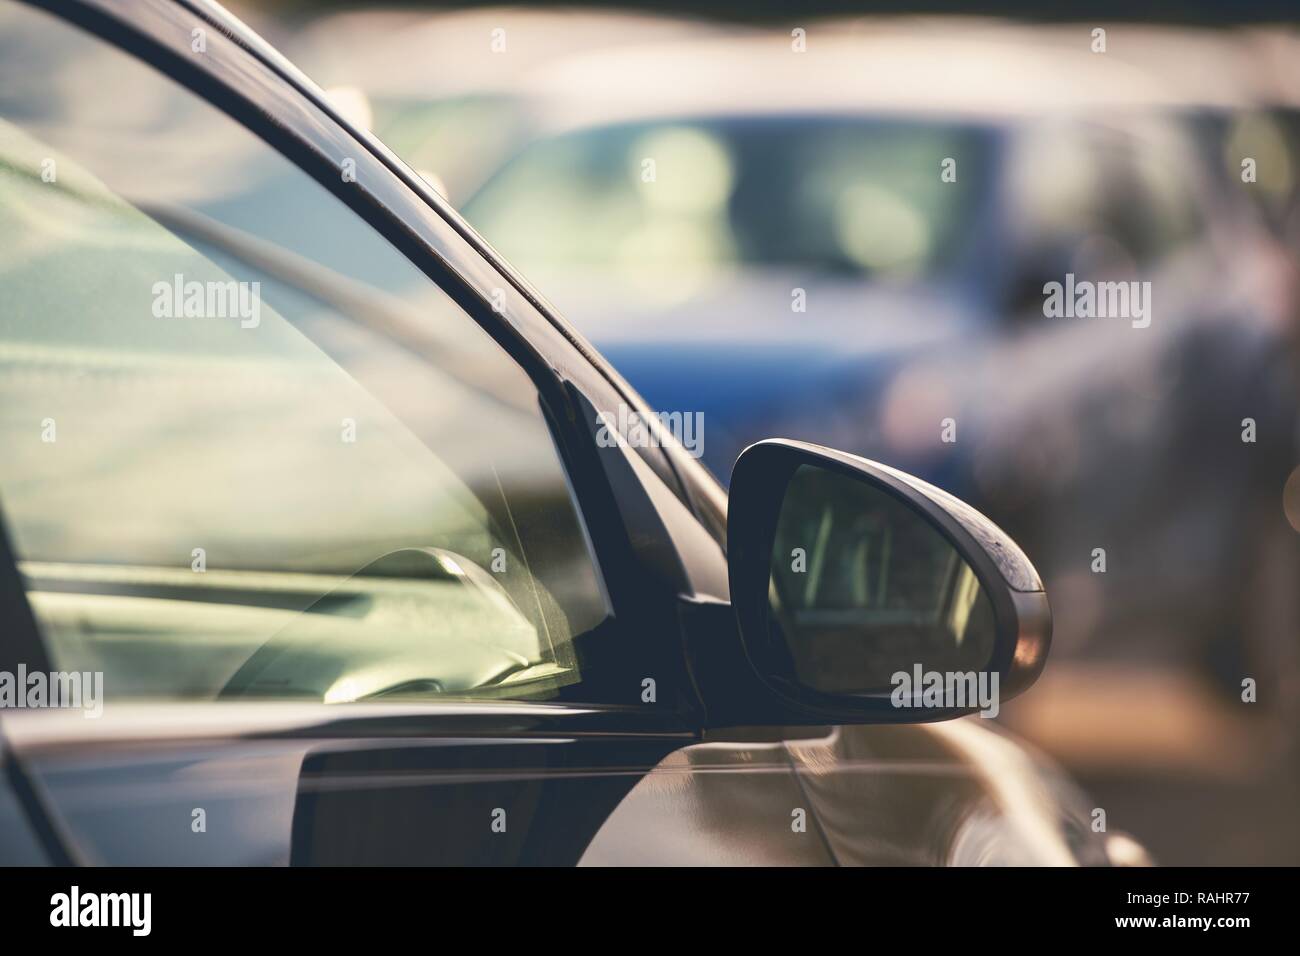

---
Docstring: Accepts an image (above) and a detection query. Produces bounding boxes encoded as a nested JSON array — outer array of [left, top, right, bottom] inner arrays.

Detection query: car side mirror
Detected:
[[725, 439, 1050, 723]]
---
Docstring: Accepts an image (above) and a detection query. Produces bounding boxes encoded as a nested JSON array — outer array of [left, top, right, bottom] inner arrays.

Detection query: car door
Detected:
[[0, 0, 732, 866]]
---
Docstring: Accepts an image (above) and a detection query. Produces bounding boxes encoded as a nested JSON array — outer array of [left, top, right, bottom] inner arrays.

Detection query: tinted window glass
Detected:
[[0, 1, 608, 704]]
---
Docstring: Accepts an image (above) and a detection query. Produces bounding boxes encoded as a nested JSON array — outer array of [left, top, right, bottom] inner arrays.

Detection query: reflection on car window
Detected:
[[0, 1, 608, 704], [769, 465, 995, 693]]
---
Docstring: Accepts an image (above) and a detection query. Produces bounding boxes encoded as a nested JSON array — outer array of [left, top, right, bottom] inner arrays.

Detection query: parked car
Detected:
[[0, 0, 1133, 866], [452, 28, 1300, 721]]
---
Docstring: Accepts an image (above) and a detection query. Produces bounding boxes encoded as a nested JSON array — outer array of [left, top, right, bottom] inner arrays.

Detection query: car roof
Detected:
[[284, 6, 740, 98], [279, 9, 1299, 141], [1015, 22, 1300, 109], [515, 22, 1268, 137]]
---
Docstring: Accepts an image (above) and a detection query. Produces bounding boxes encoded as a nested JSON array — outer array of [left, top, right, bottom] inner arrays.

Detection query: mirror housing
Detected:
[[722, 439, 1051, 724]]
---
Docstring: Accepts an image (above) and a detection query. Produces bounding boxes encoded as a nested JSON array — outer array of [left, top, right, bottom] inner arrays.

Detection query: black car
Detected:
[[0, 0, 1124, 866]]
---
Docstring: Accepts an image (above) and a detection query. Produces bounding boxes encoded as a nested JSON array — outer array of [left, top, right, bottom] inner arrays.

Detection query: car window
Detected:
[[1123, 121, 1206, 259], [1006, 118, 1204, 275], [0, 1, 609, 704], [463, 117, 994, 293]]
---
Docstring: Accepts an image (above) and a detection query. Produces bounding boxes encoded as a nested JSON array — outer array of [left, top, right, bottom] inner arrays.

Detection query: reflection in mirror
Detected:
[[768, 464, 995, 696]]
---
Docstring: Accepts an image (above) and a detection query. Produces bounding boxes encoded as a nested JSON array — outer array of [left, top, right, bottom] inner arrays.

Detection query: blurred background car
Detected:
[[272, 5, 744, 205], [245, 4, 1300, 865]]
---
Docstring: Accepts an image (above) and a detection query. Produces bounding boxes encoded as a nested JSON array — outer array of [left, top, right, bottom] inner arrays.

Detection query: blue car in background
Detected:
[[456, 29, 1300, 741]]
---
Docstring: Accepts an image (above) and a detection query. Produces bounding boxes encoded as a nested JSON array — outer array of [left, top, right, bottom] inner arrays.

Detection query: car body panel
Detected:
[[1, 704, 1099, 866]]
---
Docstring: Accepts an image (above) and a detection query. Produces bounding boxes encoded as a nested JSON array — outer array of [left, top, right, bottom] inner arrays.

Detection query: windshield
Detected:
[[464, 115, 995, 292]]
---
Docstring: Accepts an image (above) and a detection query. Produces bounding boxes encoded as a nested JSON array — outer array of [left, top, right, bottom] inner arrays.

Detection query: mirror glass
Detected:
[[767, 464, 996, 696]]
